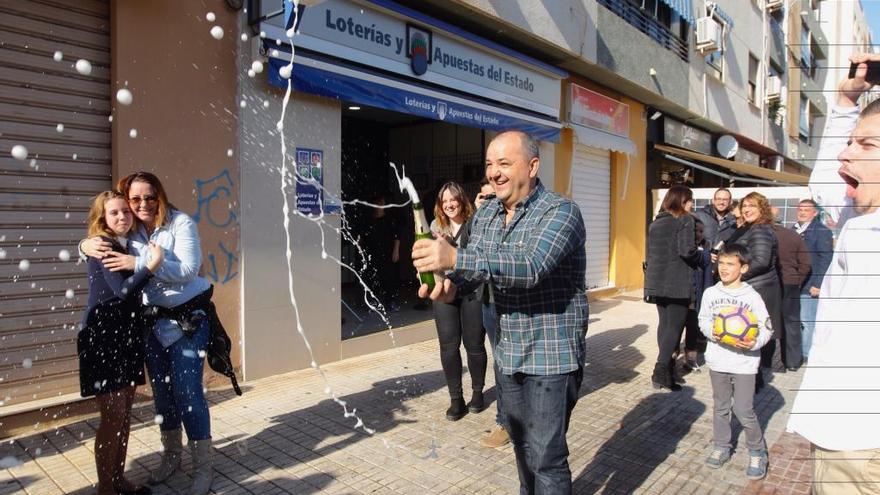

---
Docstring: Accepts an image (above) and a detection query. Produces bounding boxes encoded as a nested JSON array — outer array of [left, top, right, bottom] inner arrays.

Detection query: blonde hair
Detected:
[[87, 191, 133, 238], [741, 192, 774, 225]]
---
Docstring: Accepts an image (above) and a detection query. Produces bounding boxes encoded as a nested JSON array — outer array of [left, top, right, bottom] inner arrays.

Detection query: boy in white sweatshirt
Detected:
[[699, 244, 772, 480]]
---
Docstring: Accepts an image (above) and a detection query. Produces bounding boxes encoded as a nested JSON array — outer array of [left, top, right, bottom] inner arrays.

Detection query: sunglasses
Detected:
[[128, 195, 158, 205]]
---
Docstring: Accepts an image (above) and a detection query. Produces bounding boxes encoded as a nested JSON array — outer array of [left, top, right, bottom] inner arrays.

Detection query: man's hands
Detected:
[[412, 236, 457, 273], [417, 277, 457, 303], [838, 53, 880, 107], [809, 286, 820, 298]]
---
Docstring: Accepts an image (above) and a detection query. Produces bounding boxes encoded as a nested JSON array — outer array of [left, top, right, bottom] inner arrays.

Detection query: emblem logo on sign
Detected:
[[437, 102, 447, 120], [406, 24, 432, 76]]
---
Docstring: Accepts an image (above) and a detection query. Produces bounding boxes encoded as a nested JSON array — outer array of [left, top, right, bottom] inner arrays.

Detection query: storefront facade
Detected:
[[239, 0, 568, 380]]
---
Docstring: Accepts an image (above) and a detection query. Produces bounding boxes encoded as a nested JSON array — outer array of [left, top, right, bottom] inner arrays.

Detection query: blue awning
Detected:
[[267, 54, 562, 143], [662, 0, 695, 24], [710, 4, 735, 29]]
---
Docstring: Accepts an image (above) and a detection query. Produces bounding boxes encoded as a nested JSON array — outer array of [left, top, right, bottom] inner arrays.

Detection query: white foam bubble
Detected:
[[278, 65, 292, 79], [251, 61, 264, 74], [18, 259, 30, 271], [227, 149, 234, 157], [53, 51, 63, 62], [206, 12, 215, 22], [65, 289, 75, 299], [241, 33, 248, 42], [129, 128, 138, 138], [116, 88, 133, 106], [247, 69, 256, 78], [22, 358, 32, 369], [154, 414, 164, 425], [210, 26, 224, 40], [58, 249, 70, 261], [56, 123, 64, 133], [10, 145, 27, 161], [75, 59, 92, 75]]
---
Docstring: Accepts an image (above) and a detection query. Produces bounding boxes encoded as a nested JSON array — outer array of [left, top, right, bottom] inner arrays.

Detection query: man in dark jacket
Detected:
[[694, 188, 736, 246], [793, 199, 833, 360], [770, 207, 812, 371]]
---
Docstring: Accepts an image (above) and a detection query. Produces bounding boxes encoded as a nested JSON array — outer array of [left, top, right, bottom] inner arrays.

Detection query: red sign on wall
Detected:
[[569, 84, 629, 138]]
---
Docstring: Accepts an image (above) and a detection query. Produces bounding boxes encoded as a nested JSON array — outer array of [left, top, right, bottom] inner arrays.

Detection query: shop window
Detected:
[[748, 54, 759, 105]]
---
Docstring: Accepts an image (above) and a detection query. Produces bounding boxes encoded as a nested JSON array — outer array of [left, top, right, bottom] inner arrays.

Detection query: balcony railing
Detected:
[[597, 0, 690, 63]]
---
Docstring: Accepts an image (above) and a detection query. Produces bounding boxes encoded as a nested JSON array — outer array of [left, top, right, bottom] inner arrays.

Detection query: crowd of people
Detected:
[[644, 183, 832, 480], [74, 54, 880, 495]]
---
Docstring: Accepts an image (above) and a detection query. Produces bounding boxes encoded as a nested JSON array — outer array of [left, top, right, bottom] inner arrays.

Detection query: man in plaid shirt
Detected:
[[413, 130, 588, 494]]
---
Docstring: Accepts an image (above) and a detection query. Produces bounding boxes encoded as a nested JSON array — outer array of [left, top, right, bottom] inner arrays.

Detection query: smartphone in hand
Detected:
[[848, 61, 880, 85]]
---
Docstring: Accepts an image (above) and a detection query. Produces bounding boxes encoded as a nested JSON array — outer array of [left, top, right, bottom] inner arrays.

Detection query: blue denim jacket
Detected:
[[132, 210, 211, 347]]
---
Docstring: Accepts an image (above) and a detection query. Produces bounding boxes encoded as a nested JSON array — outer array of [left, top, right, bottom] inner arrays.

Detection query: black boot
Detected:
[[468, 390, 486, 414], [667, 359, 683, 390], [652, 362, 681, 391], [446, 398, 467, 421], [651, 362, 670, 390]]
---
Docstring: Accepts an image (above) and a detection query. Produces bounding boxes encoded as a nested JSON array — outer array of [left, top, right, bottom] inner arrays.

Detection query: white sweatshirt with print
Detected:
[[698, 282, 772, 375]]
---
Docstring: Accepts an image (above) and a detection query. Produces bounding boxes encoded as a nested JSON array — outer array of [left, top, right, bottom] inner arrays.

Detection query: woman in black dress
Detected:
[[78, 190, 162, 495]]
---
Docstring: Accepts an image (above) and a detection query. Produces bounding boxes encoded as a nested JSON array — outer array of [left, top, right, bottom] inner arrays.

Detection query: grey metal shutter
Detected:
[[571, 145, 611, 290], [0, 0, 111, 411]]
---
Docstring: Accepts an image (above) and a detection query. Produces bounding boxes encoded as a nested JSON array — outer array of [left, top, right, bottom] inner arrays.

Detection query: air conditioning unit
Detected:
[[696, 17, 722, 54], [766, 75, 782, 100], [765, 0, 783, 11]]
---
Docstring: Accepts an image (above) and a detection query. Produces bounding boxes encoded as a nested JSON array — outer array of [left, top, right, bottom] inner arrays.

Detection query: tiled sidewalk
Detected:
[[1, 294, 812, 494]]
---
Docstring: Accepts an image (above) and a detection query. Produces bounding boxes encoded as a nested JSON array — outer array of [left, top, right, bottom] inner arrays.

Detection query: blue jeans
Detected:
[[482, 302, 508, 429], [800, 294, 819, 358], [145, 318, 211, 441], [500, 368, 583, 495]]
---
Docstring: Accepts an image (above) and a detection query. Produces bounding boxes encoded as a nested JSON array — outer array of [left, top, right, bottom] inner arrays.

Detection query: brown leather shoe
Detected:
[[479, 425, 510, 448]]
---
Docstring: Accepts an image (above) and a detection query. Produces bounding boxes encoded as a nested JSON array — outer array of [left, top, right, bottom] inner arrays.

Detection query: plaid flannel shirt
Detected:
[[454, 181, 588, 375]]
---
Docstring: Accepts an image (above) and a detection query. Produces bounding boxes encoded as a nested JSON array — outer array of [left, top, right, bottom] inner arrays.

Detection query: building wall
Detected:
[[702, 1, 764, 143], [238, 56, 343, 380], [609, 96, 647, 292], [112, 1, 242, 385], [449, 0, 598, 62]]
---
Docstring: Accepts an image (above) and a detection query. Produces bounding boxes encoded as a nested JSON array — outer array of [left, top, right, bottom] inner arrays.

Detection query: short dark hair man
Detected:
[[792, 199, 832, 361], [694, 188, 736, 246], [412, 130, 588, 493], [769, 207, 811, 371]]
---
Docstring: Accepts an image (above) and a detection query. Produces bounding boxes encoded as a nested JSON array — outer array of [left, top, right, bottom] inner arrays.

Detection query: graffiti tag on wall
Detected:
[[193, 169, 239, 284]]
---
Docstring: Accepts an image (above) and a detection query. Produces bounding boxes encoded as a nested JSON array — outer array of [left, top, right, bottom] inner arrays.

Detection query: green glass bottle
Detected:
[[412, 201, 436, 289]]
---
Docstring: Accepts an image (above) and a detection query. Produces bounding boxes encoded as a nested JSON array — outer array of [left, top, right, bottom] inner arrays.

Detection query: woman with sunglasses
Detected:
[[81, 172, 215, 495]]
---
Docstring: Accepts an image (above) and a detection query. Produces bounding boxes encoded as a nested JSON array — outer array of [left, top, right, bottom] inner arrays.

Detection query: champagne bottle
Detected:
[[412, 201, 436, 289]]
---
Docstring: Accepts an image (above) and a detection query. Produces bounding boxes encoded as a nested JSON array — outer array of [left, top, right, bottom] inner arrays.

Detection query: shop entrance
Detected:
[[340, 105, 484, 339]]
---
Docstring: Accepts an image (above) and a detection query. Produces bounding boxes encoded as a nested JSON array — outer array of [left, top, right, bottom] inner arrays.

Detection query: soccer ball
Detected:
[[712, 305, 759, 347]]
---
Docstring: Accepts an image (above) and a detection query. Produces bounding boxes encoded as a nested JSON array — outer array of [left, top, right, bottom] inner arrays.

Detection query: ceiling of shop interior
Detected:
[[342, 104, 432, 126]]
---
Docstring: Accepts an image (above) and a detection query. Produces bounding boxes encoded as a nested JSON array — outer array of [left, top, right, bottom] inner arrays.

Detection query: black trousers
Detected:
[[780, 284, 803, 368], [683, 308, 707, 353], [755, 283, 784, 369], [433, 294, 487, 399], [655, 297, 690, 364]]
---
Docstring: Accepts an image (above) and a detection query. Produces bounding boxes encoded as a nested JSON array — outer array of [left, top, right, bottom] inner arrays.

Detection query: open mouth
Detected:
[[840, 170, 860, 198]]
